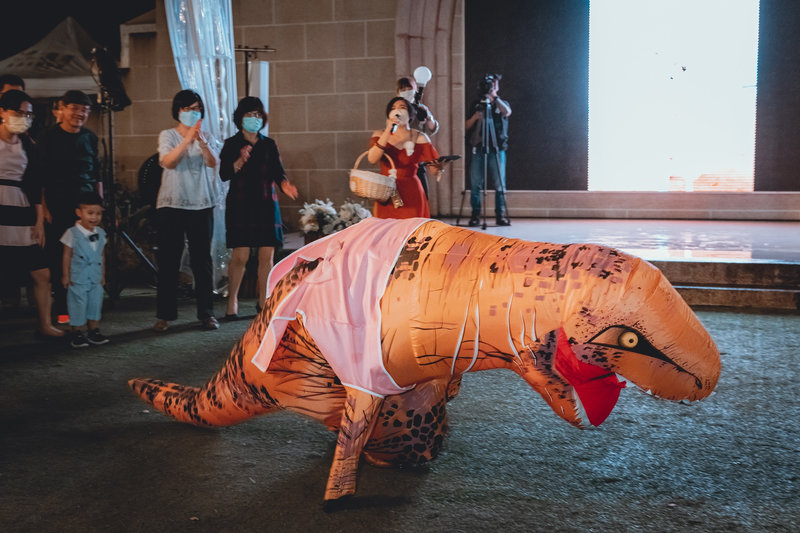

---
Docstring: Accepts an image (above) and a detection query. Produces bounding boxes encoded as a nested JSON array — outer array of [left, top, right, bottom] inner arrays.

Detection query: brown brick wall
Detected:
[[116, 0, 466, 226]]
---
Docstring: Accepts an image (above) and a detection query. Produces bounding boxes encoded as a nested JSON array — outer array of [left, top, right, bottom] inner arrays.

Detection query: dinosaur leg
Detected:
[[323, 386, 384, 507], [251, 318, 346, 429], [363, 378, 451, 467]]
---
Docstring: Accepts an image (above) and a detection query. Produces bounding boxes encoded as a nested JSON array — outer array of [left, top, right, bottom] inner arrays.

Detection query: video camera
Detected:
[[477, 73, 502, 98]]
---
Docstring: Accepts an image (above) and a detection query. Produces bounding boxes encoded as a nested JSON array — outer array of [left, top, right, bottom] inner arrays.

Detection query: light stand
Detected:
[[91, 48, 157, 299], [235, 45, 277, 96], [412, 66, 434, 199]]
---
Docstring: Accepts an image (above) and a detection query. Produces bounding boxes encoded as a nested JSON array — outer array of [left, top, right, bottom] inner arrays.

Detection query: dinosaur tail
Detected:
[[128, 357, 276, 427]]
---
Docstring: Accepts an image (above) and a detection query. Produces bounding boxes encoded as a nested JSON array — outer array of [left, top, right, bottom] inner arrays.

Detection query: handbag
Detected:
[[349, 150, 402, 205]]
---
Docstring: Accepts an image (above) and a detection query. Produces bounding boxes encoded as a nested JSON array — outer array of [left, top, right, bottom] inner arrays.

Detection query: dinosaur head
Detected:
[[514, 245, 720, 428], [563, 253, 720, 403]]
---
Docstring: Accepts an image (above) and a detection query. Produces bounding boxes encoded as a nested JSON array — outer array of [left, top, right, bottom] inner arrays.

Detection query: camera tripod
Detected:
[[475, 97, 508, 229]]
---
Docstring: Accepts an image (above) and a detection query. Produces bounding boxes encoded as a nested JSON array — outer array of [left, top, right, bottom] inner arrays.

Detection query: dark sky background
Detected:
[[0, 0, 156, 61]]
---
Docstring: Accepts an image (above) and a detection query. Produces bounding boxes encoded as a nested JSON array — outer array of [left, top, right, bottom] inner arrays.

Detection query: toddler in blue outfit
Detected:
[[61, 191, 108, 348]]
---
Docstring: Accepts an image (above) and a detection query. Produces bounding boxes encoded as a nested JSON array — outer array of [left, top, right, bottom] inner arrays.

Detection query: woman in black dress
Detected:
[[219, 97, 298, 318]]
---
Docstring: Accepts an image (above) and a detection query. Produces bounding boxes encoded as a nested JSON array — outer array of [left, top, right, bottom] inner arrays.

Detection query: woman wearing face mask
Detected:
[[0, 90, 64, 338], [395, 77, 438, 136], [152, 89, 220, 332], [218, 96, 298, 319], [367, 97, 440, 219]]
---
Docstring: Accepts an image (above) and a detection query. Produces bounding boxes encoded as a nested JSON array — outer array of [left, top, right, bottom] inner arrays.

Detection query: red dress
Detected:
[[370, 135, 437, 219]]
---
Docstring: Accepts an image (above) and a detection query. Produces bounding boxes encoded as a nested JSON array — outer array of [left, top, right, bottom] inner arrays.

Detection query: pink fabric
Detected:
[[252, 217, 430, 397]]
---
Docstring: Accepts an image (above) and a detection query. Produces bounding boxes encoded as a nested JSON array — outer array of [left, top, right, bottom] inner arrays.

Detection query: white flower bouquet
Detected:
[[298, 198, 371, 238]]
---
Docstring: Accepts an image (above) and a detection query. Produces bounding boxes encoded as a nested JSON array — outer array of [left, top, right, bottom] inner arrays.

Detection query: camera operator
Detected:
[[396, 77, 439, 136], [465, 73, 511, 227]]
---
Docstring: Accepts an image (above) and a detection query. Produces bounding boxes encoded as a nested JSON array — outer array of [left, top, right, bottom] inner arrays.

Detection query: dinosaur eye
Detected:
[[589, 326, 670, 362], [589, 326, 648, 351], [618, 331, 639, 349]]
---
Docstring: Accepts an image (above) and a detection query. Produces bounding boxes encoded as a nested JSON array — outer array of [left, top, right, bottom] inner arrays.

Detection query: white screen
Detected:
[[588, 0, 759, 191]]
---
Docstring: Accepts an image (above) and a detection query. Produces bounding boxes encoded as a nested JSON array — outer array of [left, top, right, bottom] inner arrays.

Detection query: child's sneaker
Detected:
[[70, 332, 90, 349], [87, 329, 109, 345]]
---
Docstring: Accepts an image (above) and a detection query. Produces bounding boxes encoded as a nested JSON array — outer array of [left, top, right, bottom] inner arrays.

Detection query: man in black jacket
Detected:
[[39, 90, 100, 323]]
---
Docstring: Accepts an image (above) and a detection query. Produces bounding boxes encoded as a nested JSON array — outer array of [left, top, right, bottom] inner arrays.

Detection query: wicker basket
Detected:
[[349, 150, 397, 203]]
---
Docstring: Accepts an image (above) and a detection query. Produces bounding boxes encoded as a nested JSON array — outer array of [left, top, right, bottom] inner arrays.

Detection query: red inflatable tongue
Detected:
[[553, 328, 626, 426]]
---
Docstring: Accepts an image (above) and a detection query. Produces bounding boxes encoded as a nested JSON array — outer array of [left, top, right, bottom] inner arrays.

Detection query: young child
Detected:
[[61, 191, 108, 348]]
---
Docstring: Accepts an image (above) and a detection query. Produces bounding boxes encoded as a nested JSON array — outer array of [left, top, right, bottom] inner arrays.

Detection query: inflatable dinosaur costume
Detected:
[[130, 218, 720, 508]]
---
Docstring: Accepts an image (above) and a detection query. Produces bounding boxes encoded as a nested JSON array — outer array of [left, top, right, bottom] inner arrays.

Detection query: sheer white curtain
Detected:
[[165, 0, 237, 290]]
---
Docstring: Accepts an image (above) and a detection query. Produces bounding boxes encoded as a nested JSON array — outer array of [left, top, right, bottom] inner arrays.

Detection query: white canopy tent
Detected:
[[0, 17, 99, 98]]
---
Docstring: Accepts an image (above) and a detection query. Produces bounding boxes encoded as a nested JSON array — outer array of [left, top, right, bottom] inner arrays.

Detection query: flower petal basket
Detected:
[[349, 150, 397, 203]]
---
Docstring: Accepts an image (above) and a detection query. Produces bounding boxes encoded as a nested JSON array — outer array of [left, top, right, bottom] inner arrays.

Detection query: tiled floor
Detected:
[[286, 218, 800, 264]]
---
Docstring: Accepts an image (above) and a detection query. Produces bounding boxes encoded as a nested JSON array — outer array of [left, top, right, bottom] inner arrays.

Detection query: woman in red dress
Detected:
[[367, 97, 440, 219]]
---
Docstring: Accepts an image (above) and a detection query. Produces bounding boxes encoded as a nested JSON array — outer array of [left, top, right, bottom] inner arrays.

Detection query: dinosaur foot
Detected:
[[322, 495, 354, 513]]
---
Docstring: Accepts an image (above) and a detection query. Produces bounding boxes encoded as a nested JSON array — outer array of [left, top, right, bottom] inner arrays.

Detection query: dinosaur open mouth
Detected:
[[553, 328, 626, 426]]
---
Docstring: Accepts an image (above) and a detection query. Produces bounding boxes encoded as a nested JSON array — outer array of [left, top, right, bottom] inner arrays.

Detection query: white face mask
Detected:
[[398, 89, 415, 101], [390, 107, 409, 126], [5, 116, 31, 134]]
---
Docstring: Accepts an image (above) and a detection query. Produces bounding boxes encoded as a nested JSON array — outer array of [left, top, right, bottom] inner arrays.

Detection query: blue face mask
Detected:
[[242, 116, 263, 133], [179, 110, 202, 127]]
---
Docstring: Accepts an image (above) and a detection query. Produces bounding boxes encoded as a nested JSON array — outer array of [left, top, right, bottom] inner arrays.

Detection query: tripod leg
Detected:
[[493, 151, 509, 224], [457, 189, 466, 225], [482, 151, 488, 230], [120, 230, 159, 279]]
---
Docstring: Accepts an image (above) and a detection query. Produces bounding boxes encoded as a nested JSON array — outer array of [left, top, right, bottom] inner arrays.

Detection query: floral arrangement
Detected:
[[298, 198, 372, 237]]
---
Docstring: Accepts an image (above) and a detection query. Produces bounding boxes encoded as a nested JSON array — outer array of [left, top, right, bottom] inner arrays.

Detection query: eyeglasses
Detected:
[[181, 105, 202, 112], [10, 110, 34, 119], [243, 111, 262, 117]]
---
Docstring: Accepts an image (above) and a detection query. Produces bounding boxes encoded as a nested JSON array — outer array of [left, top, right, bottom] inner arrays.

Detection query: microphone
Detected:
[[390, 112, 402, 133]]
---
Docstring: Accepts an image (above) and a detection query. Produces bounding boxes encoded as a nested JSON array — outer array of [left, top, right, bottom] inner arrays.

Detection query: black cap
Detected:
[[61, 90, 92, 107]]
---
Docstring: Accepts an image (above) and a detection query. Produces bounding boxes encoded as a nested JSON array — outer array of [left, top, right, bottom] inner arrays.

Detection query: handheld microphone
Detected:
[[391, 123, 398, 134], [391, 112, 402, 133]]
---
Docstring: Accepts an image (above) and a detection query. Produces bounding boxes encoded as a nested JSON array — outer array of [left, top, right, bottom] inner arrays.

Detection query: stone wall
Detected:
[[115, 0, 415, 229], [112, 1, 796, 222]]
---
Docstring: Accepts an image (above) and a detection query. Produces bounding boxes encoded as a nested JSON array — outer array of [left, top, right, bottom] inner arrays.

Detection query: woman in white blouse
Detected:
[[0, 90, 63, 338], [152, 90, 220, 332]]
